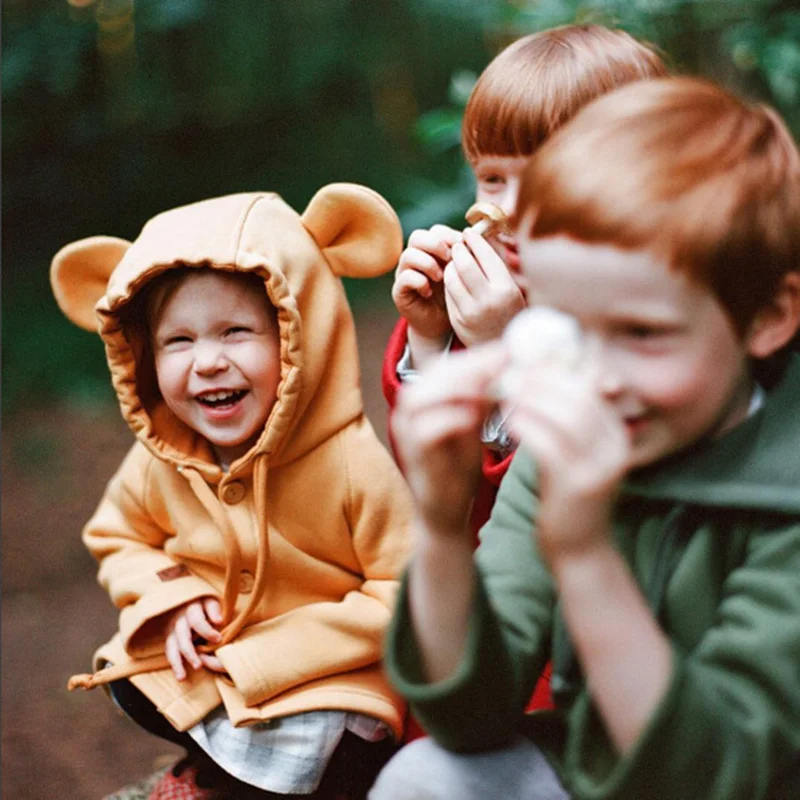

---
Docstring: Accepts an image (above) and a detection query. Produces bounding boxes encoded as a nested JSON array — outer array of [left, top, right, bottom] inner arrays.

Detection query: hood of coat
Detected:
[[624, 354, 800, 515], [51, 186, 403, 480]]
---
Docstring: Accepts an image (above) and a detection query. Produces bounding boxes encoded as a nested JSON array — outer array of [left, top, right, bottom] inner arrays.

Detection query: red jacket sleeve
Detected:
[[382, 317, 409, 412], [482, 446, 514, 487]]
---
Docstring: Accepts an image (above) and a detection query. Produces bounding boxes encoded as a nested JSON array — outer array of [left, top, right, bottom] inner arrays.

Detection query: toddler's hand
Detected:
[[444, 228, 525, 348], [165, 597, 225, 681], [392, 225, 462, 341]]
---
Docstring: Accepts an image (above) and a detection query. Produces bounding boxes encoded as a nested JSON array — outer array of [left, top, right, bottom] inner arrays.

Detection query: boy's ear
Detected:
[[301, 183, 403, 278], [746, 271, 800, 358], [50, 236, 131, 331]]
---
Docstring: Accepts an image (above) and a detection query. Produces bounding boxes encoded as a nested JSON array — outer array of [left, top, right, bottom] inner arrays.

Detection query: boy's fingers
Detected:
[[400, 344, 507, 408], [462, 229, 512, 283], [406, 403, 487, 448], [397, 249, 445, 282], [408, 227, 460, 262], [395, 269, 433, 301], [429, 224, 463, 243], [443, 264, 471, 319], [450, 241, 486, 293]]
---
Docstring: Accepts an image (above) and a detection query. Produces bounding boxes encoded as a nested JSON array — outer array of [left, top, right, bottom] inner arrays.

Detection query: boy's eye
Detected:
[[622, 325, 670, 341], [224, 326, 250, 336], [478, 174, 505, 187]]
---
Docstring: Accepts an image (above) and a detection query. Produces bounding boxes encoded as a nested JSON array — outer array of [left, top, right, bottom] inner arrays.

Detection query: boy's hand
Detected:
[[393, 225, 462, 346], [444, 228, 525, 348], [165, 597, 225, 681], [505, 364, 630, 560], [392, 344, 506, 538]]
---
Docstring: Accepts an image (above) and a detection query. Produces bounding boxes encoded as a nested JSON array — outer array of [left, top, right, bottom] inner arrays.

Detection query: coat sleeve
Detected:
[[381, 317, 409, 413], [482, 447, 514, 487], [384, 449, 555, 752], [566, 520, 800, 800], [382, 317, 409, 464], [83, 443, 220, 658], [216, 419, 414, 708]]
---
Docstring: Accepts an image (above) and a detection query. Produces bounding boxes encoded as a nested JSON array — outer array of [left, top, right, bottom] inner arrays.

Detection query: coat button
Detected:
[[239, 570, 255, 594], [221, 481, 245, 504]]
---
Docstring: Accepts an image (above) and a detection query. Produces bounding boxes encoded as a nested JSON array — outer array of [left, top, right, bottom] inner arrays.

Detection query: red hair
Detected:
[[461, 24, 668, 164], [515, 77, 800, 334]]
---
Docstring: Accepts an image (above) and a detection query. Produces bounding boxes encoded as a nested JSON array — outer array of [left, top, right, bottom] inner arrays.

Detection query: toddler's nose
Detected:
[[193, 341, 228, 374]]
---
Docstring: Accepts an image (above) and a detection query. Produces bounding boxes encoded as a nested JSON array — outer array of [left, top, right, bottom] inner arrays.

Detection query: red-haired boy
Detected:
[[373, 78, 800, 799], [384, 25, 668, 721]]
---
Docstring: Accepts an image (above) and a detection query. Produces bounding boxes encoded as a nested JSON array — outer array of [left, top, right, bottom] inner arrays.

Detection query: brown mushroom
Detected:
[[465, 201, 510, 237]]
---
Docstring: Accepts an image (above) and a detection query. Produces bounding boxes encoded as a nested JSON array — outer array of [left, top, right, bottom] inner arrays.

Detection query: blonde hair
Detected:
[[515, 77, 800, 335], [461, 24, 668, 164]]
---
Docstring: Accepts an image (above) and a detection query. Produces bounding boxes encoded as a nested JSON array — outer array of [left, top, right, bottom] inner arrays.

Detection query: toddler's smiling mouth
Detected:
[[196, 389, 248, 408]]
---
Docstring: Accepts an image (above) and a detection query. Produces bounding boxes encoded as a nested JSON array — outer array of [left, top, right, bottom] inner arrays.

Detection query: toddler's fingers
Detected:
[[203, 597, 223, 625], [165, 634, 186, 681], [187, 600, 221, 642], [199, 653, 227, 673], [172, 613, 202, 671]]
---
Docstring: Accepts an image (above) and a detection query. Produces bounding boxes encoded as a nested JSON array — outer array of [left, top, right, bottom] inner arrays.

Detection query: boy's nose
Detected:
[[498, 185, 519, 218], [584, 337, 625, 399]]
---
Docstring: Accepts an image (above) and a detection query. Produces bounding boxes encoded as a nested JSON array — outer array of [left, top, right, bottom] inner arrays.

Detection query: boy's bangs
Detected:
[[462, 78, 554, 161], [462, 25, 668, 164], [517, 78, 800, 334]]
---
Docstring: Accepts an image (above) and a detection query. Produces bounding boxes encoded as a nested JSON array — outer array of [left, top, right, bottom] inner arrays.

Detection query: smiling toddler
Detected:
[[51, 185, 414, 799]]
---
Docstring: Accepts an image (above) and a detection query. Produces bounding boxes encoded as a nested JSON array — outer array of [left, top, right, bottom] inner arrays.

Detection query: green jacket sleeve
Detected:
[[384, 450, 556, 751]]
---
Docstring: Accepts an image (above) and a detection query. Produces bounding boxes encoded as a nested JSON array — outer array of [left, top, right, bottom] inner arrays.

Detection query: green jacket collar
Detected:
[[623, 355, 800, 515]]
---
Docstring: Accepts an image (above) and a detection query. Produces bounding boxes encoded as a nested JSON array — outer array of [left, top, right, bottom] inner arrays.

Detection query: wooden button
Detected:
[[221, 481, 245, 504], [239, 570, 255, 594]]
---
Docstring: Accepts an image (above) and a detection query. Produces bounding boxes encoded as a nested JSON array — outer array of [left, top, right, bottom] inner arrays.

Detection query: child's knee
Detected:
[[368, 737, 569, 800], [368, 738, 455, 799]]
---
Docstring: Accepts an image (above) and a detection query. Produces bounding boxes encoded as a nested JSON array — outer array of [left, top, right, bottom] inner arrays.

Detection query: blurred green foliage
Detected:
[[3, 0, 799, 414]]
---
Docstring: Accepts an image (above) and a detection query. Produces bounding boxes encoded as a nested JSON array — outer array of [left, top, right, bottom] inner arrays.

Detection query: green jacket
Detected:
[[386, 356, 800, 799]]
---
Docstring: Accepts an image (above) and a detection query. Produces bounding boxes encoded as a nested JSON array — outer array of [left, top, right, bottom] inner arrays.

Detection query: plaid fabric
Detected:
[[186, 709, 389, 794], [148, 765, 214, 800]]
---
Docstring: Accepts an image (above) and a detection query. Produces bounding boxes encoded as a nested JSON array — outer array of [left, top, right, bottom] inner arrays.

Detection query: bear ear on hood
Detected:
[[50, 236, 131, 331], [301, 183, 403, 279]]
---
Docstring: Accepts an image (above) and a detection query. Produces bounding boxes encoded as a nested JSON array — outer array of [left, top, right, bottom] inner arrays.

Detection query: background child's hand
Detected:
[[165, 597, 225, 681], [444, 228, 525, 348], [392, 344, 506, 538], [392, 225, 462, 342], [505, 364, 630, 560]]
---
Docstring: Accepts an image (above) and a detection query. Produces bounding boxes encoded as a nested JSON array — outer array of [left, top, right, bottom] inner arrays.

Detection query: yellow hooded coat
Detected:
[[51, 185, 413, 738]]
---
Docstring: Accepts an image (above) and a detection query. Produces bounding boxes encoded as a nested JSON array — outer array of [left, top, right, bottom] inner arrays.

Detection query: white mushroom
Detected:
[[493, 306, 585, 399]]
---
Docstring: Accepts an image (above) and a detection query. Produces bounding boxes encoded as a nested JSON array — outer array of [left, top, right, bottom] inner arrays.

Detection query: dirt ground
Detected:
[[1, 306, 397, 800]]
